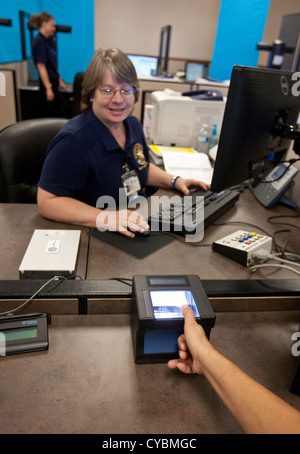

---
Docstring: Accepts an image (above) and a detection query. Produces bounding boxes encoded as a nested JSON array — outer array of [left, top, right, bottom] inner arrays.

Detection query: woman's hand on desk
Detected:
[[174, 177, 210, 195], [97, 208, 149, 238], [147, 163, 210, 195], [38, 188, 149, 237]]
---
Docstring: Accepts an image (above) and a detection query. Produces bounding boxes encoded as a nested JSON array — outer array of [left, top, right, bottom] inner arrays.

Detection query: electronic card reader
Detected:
[[0, 313, 51, 356], [131, 275, 215, 363]]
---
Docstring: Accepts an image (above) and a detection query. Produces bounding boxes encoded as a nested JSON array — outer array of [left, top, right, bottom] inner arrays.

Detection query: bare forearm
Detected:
[[37, 188, 148, 236], [200, 346, 300, 434], [37, 190, 100, 228], [146, 162, 210, 194], [37, 63, 52, 89], [146, 163, 173, 189]]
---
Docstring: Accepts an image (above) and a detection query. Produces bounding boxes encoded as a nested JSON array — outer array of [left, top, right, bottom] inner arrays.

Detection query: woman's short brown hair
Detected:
[[81, 48, 140, 113], [30, 12, 54, 29]]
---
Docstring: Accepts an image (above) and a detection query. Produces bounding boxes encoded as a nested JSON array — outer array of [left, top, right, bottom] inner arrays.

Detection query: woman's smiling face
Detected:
[[91, 67, 135, 130]]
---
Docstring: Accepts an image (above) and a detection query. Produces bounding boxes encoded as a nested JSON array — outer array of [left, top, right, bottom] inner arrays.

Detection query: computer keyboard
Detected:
[[149, 188, 240, 236]]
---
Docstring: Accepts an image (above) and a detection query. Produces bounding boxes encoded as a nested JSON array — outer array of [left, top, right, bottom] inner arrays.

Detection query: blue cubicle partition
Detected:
[[0, 0, 94, 84], [210, 0, 271, 81]]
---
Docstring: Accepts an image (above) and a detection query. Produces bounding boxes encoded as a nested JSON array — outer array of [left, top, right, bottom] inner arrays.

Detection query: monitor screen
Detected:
[[211, 66, 300, 192], [127, 54, 158, 77], [185, 62, 208, 82]]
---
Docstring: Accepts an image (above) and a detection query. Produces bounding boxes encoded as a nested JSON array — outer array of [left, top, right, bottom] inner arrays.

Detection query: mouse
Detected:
[[129, 228, 151, 237]]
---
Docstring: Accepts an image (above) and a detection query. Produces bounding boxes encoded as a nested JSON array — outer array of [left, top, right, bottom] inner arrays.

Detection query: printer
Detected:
[[149, 89, 226, 148]]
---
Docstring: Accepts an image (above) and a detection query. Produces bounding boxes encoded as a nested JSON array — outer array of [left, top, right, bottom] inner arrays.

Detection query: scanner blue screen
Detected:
[[149, 290, 200, 319]]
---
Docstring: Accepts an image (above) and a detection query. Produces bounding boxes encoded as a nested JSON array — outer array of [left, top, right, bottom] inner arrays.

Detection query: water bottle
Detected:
[[197, 124, 210, 154], [209, 124, 218, 149]]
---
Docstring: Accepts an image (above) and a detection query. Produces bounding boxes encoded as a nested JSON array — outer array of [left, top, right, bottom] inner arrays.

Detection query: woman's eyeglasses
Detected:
[[98, 87, 136, 97]]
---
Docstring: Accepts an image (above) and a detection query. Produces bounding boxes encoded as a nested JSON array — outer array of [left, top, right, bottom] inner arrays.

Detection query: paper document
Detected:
[[161, 150, 213, 184], [149, 145, 195, 165]]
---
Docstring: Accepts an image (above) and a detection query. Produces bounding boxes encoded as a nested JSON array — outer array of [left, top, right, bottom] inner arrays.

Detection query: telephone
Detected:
[[250, 163, 299, 208]]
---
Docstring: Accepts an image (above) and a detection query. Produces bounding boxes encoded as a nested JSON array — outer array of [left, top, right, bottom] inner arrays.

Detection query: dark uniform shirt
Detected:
[[32, 32, 59, 80], [38, 108, 149, 206]]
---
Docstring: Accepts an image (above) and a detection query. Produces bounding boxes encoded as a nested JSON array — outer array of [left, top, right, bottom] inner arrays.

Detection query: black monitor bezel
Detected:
[[211, 65, 300, 193], [157, 25, 172, 75]]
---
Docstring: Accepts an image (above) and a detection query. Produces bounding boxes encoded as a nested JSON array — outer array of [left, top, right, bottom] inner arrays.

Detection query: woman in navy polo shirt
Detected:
[[37, 48, 209, 237], [31, 12, 70, 118]]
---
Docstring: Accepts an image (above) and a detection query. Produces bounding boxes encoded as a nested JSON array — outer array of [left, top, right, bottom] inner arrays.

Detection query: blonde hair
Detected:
[[30, 12, 54, 30], [81, 48, 140, 113]]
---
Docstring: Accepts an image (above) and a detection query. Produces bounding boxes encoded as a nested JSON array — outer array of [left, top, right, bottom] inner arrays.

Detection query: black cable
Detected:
[[267, 211, 300, 230], [254, 158, 300, 184], [109, 277, 133, 287], [273, 229, 292, 258], [0, 274, 83, 317], [272, 229, 300, 261], [84, 229, 91, 279], [211, 220, 272, 237]]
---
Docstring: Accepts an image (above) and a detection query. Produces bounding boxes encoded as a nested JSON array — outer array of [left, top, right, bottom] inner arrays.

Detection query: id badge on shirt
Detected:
[[121, 170, 141, 201]]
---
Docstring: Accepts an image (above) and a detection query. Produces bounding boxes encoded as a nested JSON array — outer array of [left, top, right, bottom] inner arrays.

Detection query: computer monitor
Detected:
[[279, 13, 300, 71], [127, 54, 158, 77], [211, 66, 300, 192], [157, 25, 171, 75], [185, 62, 208, 82]]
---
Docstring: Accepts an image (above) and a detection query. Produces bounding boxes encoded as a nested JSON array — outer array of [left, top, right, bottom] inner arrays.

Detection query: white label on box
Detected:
[[45, 239, 61, 253]]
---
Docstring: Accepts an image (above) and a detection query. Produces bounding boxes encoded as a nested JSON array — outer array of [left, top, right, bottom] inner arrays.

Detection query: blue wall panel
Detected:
[[0, 0, 39, 63], [41, 0, 94, 82], [210, 0, 271, 81], [0, 0, 94, 83]]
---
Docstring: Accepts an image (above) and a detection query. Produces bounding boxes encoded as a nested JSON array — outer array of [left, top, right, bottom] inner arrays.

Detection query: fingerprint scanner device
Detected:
[[212, 230, 272, 267], [131, 275, 216, 363], [19, 230, 81, 279], [0, 313, 51, 356]]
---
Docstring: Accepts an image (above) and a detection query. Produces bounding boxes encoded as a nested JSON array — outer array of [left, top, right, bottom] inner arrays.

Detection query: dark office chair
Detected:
[[71, 72, 84, 117], [0, 118, 68, 203]]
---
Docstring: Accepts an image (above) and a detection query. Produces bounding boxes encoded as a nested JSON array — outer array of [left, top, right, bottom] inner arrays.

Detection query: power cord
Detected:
[[249, 249, 300, 276], [250, 263, 300, 276], [254, 158, 300, 183], [109, 277, 133, 287], [0, 274, 82, 317]]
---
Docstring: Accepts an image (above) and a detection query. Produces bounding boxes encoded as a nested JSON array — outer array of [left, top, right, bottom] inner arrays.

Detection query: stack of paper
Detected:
[[161, 149, 213, 184], [149, 145, 196, 165]]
